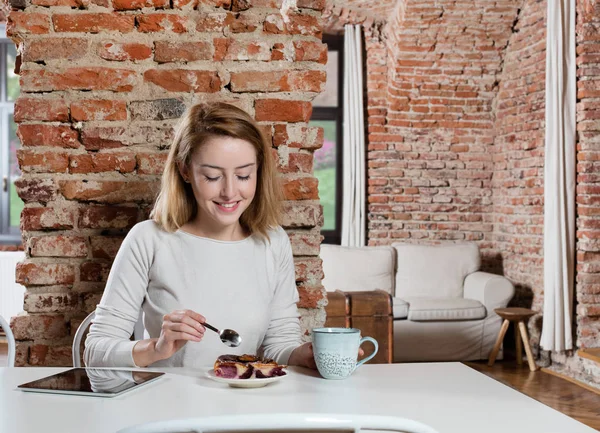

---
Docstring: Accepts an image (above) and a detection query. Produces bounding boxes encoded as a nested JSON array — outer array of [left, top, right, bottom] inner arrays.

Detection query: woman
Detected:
[[84, 102, 316, 369]]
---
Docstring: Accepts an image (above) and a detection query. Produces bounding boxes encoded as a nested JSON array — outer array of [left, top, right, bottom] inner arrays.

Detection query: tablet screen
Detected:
[[17, 368, 164, 398]]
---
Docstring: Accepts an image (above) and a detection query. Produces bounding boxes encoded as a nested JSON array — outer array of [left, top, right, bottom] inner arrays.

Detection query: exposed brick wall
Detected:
[[556, 0, 600, 385], [492, 0, 546, 344], [8, 0, 327, 366], [367, 1, 519, 254]]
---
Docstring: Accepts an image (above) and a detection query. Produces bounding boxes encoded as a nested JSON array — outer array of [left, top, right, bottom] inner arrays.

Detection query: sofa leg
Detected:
[[488, 319, 510, 366]]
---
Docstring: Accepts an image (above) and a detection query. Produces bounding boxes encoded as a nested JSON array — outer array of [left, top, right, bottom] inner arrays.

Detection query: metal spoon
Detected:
[[203, 322, 242, 347]]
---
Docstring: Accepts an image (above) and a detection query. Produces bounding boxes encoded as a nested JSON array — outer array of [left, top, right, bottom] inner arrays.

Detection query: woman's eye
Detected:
[[237, 175, 250, 181], [205, 176, 220, 182]]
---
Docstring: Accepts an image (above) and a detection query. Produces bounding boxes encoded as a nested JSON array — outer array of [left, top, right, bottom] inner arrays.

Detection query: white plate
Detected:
[[205, 369, 287, 388]]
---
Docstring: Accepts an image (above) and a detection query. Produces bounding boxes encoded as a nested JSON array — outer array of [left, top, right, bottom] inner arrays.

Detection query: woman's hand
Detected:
[[133, 309, 206, 367], [287, 342, 366, 370], [288, 342, 317, 369], [154, 309, 206, 360]]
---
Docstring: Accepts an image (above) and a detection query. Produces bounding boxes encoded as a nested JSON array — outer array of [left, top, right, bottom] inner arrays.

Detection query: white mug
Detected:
[[312, 327, 379, 380]]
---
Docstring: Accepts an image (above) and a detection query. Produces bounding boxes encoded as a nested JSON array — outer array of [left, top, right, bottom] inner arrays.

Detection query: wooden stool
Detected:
[[488, 307, 539, 371]]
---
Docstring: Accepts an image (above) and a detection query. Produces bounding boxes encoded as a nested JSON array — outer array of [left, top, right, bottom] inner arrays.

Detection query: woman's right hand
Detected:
[[153, 309, 206, 361]]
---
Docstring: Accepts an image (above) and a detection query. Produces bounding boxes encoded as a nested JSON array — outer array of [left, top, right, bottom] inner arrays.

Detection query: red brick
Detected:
[[69, 153, 137, 174], [14, 178, 57, 203], [80, 261, 112, 282], [278, 152, 313, 174], [16, 262, 75, 285], [71, 100, 127, 121], [30, 235, 87, 258], [32, 0, 83, 5], [196, 12, 258, 33], [144, 69, 221, 92], [281, 202, 321, 228], [136, 14, 188, 33], [264, 12, 320, 37], [21, 68, 137, 92], [296, 0, 325, 10], [113, 0, 168, 9], [293, 256, 324, 282], [29, 345, 72, 367], [272, 124, 323, 149], [7, 12, 50, 35], [90, 236, 124, 259], [21, 207, 74, 230], [293, 40, 327, 63], [10, 315, 68, 340], [79, 206, 138, 229], [212, 38, 271, 61], [282, 177, 319, 200], [17, 150, 70, 173], [59, 180, 160, 203], [136, 152, 168, 175], [230, 70, 325, 92], [255, 99, 312, 122], [297, 282, 325, 308], [14, 98, 69, 122], [154, 41, 213, 63], [287, 230, 321, 255], [53, 13, 135, 33], [17, 124, 81, 149], [98, 40, 153, 61], [22, 38, 88, 62]]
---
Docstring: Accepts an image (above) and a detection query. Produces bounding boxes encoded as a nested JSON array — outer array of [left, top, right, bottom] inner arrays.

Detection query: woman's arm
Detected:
[[84, 222, 157, 367], [259, 228, 305, 365]]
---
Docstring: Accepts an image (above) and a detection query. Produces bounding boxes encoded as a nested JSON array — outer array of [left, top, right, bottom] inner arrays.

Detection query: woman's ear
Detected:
[[178, 162, 190, 183]]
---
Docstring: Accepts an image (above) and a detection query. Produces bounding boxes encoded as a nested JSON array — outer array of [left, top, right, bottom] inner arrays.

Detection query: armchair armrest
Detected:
[[463, 271, 515, 312]]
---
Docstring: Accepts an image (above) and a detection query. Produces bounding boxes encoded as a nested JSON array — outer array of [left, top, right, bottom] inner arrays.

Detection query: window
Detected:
[[311, 34, 343, 245], [0, 25, 23, 243]]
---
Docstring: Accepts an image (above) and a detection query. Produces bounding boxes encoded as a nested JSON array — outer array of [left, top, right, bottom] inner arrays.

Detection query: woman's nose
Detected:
[[221, 177, 235, 198]]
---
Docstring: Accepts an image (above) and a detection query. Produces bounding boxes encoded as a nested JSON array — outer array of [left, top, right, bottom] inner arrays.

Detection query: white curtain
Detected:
[[341, 24, 366, 247], [541, 0, 576, 351]]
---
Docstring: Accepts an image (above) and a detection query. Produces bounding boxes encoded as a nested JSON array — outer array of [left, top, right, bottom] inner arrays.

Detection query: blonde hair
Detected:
[[151, 102, 281, 240]]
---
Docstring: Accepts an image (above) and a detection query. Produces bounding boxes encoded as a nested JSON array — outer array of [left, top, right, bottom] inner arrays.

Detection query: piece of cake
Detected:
[[214, 354, 287, 379]]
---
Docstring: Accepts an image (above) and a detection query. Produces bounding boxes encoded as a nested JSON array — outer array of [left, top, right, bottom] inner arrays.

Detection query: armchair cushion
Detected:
[[403, 297, 486, 321], [320, 244, 396, 295], [393, 242, 480, 298], [392, 298, 409, 319]]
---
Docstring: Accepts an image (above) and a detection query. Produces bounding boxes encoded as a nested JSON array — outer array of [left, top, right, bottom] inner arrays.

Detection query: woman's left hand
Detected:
[[287, 342, 317, 369], [287, 342, 365, 369]]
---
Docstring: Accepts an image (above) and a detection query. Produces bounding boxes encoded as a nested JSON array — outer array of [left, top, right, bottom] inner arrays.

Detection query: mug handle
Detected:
[[354, 336, 379, 370]]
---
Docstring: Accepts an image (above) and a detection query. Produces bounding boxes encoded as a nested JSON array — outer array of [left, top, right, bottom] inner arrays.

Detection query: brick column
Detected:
[[7, 0, 327, 366]]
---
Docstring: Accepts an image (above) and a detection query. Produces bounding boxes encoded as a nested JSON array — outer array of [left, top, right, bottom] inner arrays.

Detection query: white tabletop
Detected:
[[0, 363, 595, 433]]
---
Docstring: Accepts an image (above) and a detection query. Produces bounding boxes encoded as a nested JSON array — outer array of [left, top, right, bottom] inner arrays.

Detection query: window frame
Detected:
[[0, 24, 21, 244], [312, 34, 344, 245]]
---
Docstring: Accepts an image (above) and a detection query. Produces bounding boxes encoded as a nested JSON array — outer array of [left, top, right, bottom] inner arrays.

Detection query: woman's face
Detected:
[[183, 135, 258, 233]]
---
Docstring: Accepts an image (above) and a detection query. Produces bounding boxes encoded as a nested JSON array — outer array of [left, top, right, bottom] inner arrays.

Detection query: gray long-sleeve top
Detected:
[[84, 220, 303, 369]]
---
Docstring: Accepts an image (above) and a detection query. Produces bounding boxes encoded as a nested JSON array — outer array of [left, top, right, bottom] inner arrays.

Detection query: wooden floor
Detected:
[[1, 343, 598, 429], [466, 360, 600, 431]]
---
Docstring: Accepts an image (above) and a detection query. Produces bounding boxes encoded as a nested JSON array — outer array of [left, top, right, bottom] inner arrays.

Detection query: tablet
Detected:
[[17, 368, 165, 398]]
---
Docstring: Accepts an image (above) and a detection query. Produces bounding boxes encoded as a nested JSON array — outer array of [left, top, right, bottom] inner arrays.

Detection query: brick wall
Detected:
[[367, 1, 519, 257], [492, 0, 546, 345], [7, 0, 327, 366]]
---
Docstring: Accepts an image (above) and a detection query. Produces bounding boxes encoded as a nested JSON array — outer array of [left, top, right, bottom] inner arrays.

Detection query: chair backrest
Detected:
[[117, 413, 439, 433], [320, 244, 397, 295], [393, 242, 480, 299], [72, 310, 145, 367], [0, 314, 16, 367]]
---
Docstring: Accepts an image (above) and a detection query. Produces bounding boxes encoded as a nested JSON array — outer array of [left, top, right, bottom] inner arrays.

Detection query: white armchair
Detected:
[[320, 242, 515, 363]]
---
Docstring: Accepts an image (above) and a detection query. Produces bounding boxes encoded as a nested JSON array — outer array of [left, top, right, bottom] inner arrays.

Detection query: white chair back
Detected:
[[117, 413, 439, 433], [0, 314, 16, 367], [72, 310, 145, 367]]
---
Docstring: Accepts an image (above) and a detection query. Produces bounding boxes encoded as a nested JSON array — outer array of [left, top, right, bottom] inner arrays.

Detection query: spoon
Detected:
[[203, 322, 242, 347]]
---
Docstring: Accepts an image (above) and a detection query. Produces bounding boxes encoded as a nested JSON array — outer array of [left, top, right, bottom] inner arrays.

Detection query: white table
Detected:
[[0, 363, 595, 433]]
